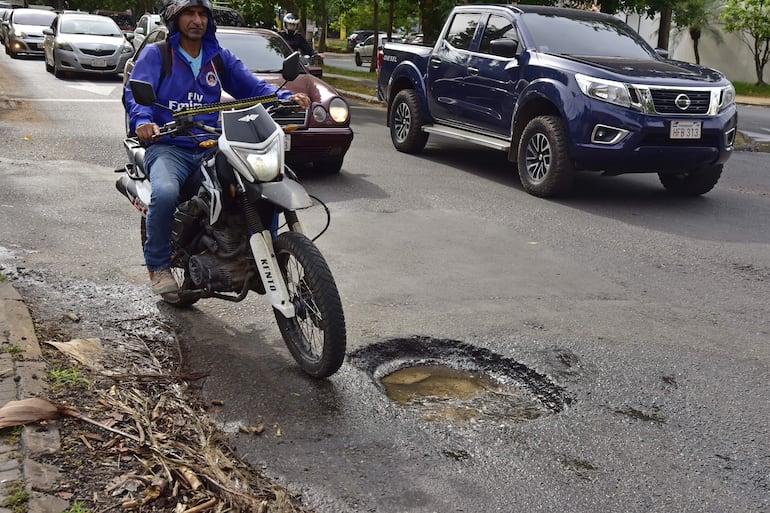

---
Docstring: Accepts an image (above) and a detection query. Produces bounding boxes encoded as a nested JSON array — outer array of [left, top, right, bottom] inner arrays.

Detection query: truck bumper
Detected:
[[568, 103, 738, 173]]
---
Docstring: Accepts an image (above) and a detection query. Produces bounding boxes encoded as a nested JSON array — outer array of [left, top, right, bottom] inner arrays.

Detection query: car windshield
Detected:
[[218, 32, 290, 72], [14, 11, 55, 25], [61, 17, 122, 36], [520, 12, 656, 59]]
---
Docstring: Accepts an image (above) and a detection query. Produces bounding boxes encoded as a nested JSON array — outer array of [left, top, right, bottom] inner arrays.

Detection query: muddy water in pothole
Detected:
[[381, 364, 546, 423]]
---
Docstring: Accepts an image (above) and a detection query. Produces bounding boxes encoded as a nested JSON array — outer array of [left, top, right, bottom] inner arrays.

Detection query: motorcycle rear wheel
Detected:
[[140, 217, 200, 307], [273, 231, 346, 378]]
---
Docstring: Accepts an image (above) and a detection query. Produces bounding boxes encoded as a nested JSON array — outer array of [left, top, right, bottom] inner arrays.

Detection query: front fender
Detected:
[[247, 178, 313, 210]]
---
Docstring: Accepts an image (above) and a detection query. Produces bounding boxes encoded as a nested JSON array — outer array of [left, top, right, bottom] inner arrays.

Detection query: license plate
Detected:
[[670, 120, 701, 139], [284, 133, 291, 152], [92, 58, 108, 68]]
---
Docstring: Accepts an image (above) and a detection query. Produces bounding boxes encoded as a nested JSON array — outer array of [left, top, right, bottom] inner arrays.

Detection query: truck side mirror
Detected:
[[489, 38, 519, 58], [129, 80, 157, 106]]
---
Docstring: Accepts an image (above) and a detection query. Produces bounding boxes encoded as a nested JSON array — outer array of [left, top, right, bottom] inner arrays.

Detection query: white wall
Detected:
[[623, 12, 768, 84]]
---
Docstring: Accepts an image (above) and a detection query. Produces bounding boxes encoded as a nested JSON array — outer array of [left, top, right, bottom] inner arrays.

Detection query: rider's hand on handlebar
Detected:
[[136, 122, 161, 143], [289, 93, 310, 109]]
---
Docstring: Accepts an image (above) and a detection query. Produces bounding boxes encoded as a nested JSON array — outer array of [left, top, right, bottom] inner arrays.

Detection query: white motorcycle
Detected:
[[116, 54, 346, 378]]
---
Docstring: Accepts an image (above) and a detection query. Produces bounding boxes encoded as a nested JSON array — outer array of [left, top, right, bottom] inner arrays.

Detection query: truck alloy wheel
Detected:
[[517, 115, 574, 197], [389, 89, 428, 154]]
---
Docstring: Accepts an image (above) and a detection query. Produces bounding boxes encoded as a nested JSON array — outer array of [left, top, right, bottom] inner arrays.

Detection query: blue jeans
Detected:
[[143, 143, 207, 272]]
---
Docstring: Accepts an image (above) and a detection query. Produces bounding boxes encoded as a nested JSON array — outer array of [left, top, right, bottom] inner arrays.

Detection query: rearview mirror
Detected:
[[282, 52, 302, 82], [129, 80, 157, 106], [489, 38, 519, 58]]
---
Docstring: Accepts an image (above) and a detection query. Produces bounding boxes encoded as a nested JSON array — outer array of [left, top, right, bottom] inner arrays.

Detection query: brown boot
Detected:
[[149, 269, 178, 295]]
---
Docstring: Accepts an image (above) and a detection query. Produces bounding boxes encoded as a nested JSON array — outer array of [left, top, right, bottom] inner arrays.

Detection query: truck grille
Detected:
[[650, 89, 711, 115]]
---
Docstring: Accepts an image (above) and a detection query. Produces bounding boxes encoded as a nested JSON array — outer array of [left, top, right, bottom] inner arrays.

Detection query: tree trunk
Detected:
[[319, 0, 327, 52], [689, 27, 701, 64], [657, 6, 672, 52], [369, 0, 379, 72]]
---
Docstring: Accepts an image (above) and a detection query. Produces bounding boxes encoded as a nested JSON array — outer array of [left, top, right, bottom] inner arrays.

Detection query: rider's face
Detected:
[[177, 6, 208, 40], [286, 22, 298, 31]]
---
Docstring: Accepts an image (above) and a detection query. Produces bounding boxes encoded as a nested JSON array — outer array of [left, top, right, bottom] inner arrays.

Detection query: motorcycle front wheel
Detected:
[[273, 231, 346, 378]]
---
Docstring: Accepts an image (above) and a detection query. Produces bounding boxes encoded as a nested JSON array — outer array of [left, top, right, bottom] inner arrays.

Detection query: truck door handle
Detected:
[[467, 67, 479, 75], [429, 57, 442, 68]]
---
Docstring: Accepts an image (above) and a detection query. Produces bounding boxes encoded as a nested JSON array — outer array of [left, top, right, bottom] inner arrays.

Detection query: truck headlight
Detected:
[[576, 73, 632, 108], [719, 83, 736, 111]]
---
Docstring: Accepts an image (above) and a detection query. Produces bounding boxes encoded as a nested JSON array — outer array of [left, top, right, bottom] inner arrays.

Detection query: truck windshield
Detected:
[[520, 12, 656, 59]]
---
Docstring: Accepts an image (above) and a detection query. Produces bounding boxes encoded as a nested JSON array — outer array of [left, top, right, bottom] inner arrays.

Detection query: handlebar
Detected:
[[143, 95, 302, 142]]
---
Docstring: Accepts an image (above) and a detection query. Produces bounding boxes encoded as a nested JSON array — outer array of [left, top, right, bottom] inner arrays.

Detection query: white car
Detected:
[[354, 32, 392, 66], [131, 12, 161, 53], [43, 12, 134, 78]]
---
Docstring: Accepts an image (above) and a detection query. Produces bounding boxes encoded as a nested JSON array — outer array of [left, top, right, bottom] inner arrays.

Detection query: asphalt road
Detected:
[[0, 55, 769, 513]]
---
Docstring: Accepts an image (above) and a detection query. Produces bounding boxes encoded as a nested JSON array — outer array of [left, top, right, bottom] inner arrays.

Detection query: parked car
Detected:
[[123, 25, 353, 174], [43, 12, 134, 78], [354, 32, 391, 66], [346, 29, 373, 51], [93, 10, 135, 34], [131, 12, 161, 52], [3, 7, 55, 58], [0, 8, 12, 46]]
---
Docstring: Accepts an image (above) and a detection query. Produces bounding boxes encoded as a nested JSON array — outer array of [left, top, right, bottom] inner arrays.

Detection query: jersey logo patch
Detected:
[[206, 71, 218, 87]]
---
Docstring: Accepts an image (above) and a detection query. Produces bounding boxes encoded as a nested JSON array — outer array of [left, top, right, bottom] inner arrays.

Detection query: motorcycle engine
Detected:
[[187, 223, 251, 292]]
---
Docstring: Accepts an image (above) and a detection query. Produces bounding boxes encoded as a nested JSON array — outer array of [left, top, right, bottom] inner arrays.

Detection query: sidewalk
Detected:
[[0, 280, 69, 513]]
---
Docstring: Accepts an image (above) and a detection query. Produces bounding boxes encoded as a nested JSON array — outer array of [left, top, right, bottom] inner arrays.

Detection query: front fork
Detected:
[[240, 195, 305, 320]]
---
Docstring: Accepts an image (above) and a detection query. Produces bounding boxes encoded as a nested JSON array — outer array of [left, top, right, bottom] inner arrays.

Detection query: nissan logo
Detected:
[[675, 93, 691, 110]]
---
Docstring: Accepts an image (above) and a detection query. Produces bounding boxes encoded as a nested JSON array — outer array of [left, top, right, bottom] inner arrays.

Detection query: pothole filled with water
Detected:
[[349, 336, 572, 424]]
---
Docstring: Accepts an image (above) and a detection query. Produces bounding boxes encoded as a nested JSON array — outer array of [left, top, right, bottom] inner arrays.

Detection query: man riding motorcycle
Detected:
[[124, 0, 309, 296]]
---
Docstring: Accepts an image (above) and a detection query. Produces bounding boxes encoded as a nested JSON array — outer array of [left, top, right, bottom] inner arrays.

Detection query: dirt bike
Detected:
[[115, 54, 346, 378]]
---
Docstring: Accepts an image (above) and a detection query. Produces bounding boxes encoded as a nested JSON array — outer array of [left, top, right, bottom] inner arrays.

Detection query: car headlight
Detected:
[[234, 140, 281, 182], [328, 97, 349, 123], [121, 43, 133, 54], [312, 105, 327, 123], [55, 40, 73, 51], [719, 83, 736, 111], [575, 73, 632, 108], [14, 29, 27, 38]]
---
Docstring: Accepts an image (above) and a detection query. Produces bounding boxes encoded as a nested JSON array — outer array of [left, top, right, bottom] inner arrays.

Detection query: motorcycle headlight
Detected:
[[234, 140, 281, 182], [329, 97, 349, 123], [719, 83, 736, 111], [575, 73, 632, 108]]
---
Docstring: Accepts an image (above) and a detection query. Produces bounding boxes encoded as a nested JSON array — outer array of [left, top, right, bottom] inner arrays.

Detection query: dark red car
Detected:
[[123, 26, 354, 174]]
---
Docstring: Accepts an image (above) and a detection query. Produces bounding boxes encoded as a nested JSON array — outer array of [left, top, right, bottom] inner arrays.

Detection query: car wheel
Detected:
[[389, 89, 428, 154], [314, 157, 344, 174], [517, 115, 575, 197], [354, 52, 362, 66], [54, 58, 64, 79], [658, 164, 722, 196]]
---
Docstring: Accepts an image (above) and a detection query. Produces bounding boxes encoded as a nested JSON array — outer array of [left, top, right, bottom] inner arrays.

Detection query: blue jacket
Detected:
[[124, 24, 292, 148]]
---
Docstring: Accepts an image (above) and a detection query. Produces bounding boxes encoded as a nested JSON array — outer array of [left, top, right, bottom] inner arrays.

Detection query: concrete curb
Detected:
[[0, 280, 68, 513]]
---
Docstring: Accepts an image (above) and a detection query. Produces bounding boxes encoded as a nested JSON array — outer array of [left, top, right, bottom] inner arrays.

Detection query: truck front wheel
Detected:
[[658, 165, 722, 196], [390, 89, 429, 154], [517, 115, 575, 197]]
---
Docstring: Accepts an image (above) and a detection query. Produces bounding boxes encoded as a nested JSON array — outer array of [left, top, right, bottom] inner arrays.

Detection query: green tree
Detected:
[[672, 0, 724, 64], [721, 0, 770, 84]]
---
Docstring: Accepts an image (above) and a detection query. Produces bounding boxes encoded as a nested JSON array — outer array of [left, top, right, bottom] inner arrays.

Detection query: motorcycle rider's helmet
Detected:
[[161, 0, 214, 34], [283, 12, 300, 34]]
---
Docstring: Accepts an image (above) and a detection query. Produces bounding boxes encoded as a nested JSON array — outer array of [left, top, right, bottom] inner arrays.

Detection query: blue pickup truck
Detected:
[[377, 5, 738, 197]]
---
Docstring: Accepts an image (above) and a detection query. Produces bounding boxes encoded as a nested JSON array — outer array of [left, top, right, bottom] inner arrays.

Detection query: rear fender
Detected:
[[384, 60, 432, 127]]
